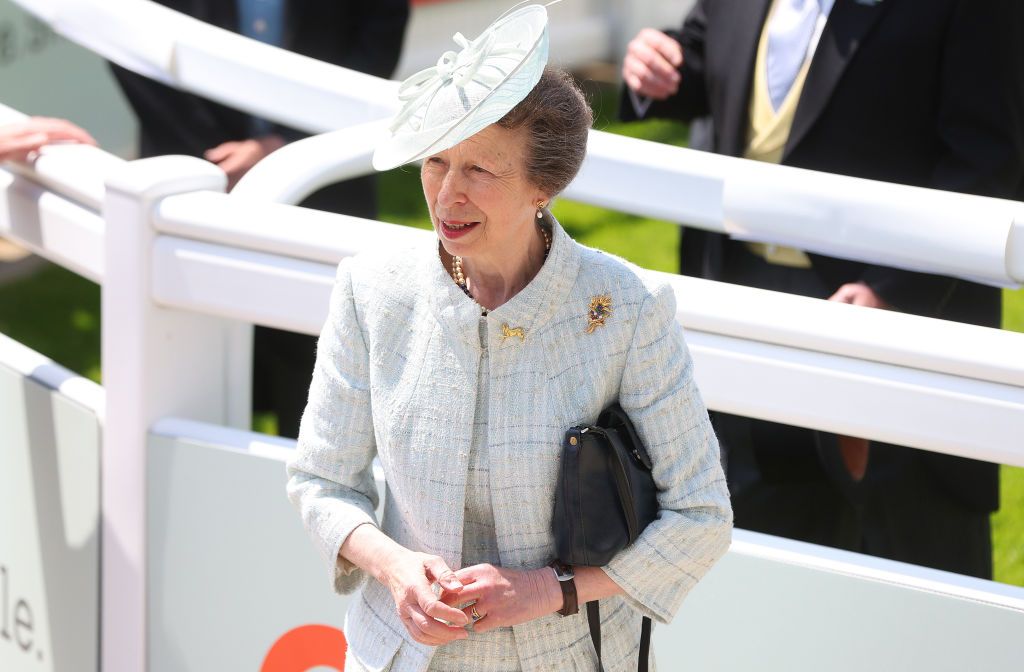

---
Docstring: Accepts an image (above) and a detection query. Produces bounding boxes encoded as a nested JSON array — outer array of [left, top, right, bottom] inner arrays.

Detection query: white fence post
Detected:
[[101, 156, 230, 672]]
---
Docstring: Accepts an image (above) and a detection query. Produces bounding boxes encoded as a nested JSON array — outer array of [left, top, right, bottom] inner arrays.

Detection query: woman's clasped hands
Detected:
[[379, 546, 561, 646], [444, 563, 563, 634]]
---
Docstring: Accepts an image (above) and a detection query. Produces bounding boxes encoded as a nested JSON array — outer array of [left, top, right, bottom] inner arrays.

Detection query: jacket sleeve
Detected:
[[618, 0, 712, 124], [603, 281, 733, 623], [286, 258, 380, 595], [859, 0, 1024, 313]]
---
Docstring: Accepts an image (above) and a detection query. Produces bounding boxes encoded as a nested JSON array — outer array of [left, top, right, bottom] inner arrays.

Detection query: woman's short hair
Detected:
[[497, 67, 593, 197]]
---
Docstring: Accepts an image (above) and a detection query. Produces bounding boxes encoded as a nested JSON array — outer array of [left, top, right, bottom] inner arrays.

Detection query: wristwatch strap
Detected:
[[549, 560, 578, 616]]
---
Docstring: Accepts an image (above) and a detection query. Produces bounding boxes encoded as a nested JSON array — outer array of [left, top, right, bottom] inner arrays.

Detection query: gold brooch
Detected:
[[586, 295, 613, 334], [501, 323, 526, 342]]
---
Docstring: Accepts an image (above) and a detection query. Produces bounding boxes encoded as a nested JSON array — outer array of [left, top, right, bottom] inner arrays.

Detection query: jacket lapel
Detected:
[[719, 0, 775, 157], [784, 0, 892, 159]]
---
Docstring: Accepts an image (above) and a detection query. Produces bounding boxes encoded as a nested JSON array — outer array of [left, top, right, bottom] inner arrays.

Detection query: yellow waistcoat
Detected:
[[743, 0, 814, 268]]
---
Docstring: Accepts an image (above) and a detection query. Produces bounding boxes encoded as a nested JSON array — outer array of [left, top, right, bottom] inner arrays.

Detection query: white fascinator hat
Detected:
[[372, 3, 551, 171]]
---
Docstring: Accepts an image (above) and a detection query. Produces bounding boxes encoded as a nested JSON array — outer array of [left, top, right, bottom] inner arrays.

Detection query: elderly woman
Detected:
[[287, 5, 731, 671]]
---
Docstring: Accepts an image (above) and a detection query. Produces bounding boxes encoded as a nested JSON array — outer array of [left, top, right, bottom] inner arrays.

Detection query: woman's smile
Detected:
[[439, 218, 481, 240]]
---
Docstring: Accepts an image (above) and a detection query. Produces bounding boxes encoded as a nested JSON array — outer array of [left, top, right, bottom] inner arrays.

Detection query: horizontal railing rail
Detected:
[[0, 166, 106, 282], [0, 102, 121, 211], [234, 126, 1024, 288], [0, 102, 125, 281], [153, 191, 1024, 386], [571, 132, 1024, 287], [148, 201, 1024, 467], [10, 0, 398, 131]]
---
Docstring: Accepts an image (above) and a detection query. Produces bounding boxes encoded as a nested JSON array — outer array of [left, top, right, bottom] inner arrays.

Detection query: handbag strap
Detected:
[[640, 614, 652, 672], [587, 601, 603, 670], [586, 600, 652, 672]]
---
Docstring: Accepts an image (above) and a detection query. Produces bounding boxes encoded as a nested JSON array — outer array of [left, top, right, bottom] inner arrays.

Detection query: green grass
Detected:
[[2, 105, 1022, 587], [993, 463, 1024, 586], [0, 262, 101, 382], [994, 288, 1024, 586]]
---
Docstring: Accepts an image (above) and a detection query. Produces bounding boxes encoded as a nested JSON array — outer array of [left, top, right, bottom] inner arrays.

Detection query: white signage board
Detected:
[[0, 359, 100, 672], [148, 433, 357, 672], [149, 429, 1024, 671]]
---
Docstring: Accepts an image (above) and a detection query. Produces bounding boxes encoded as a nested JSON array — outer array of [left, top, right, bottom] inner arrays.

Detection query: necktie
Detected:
[[766, 0, 822, 112]]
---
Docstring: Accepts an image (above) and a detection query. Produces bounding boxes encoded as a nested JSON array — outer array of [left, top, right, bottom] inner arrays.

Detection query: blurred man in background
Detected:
[[621, 0, 1024, 578], [111, 0, 410, 437]]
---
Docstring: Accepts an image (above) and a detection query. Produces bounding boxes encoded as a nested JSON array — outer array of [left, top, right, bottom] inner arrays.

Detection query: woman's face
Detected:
[[421, 124, 548, 261]]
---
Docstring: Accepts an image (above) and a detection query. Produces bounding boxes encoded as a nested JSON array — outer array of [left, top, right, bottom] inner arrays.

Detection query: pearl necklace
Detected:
[[451, 224, 552, 316]]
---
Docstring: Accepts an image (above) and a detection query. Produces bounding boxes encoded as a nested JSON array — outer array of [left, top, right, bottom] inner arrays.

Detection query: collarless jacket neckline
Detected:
[[423, 213, 582, 352]]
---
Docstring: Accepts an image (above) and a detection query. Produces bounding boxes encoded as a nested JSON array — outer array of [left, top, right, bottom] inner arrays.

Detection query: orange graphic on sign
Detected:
[[261, 624, 347, 672]]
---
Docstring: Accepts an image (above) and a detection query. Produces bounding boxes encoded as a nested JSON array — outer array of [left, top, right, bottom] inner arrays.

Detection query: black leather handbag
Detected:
[[553, 402, 659, 672]]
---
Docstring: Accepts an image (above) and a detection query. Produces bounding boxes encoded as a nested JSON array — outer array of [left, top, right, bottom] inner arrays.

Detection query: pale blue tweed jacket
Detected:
[[286, 219, 733, 672]]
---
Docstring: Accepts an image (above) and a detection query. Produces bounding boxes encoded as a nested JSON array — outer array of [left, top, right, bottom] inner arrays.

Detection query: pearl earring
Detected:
[[536, 201, 547, 219]]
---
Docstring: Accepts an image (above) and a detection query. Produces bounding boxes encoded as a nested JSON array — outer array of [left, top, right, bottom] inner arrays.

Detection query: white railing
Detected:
[[571, 132, 1024, 286], [5, 121, 1024, 669], [147, 189, 1024, 463], [8, 0, 618, 129], [10, 0, 398, 131]]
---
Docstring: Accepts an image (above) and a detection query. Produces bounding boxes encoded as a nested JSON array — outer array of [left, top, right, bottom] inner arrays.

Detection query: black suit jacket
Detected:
[[111, 0, 409, 160], [622, 0, 1024, 513], [625, 0, 1024, 322]]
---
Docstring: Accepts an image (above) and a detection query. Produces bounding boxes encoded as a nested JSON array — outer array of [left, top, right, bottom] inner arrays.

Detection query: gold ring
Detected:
[[471, 605, 484, 622]]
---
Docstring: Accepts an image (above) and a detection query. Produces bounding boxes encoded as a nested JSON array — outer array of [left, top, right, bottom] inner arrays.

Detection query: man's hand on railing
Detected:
[[204, 134, 286, 191], [0, 117, 97, 163], [828, 282, 890, 309], [622, 28, 683, 101]]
